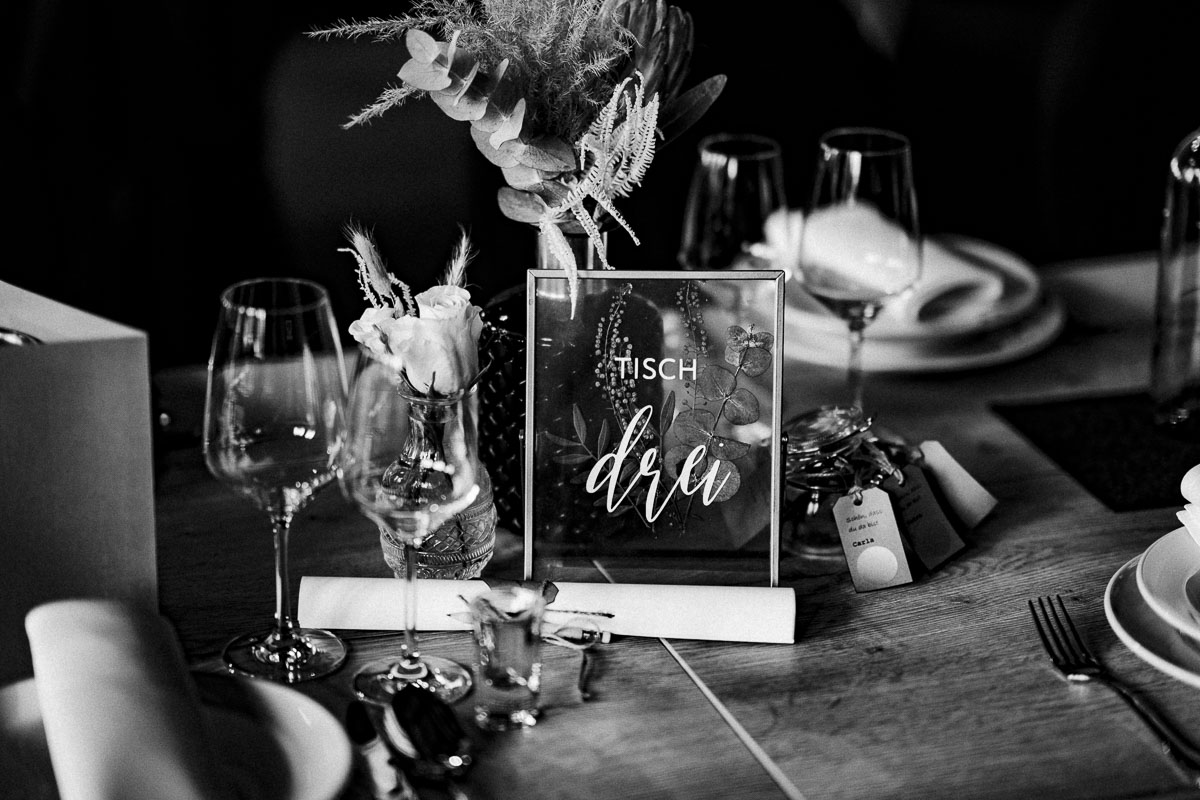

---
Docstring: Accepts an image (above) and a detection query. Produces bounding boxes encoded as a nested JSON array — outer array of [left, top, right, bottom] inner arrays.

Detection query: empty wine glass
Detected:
[[339, 347, 480, 704], [678, 133, 788, 271], [797, 127, 922, 409], [203, 277, 349, 682]]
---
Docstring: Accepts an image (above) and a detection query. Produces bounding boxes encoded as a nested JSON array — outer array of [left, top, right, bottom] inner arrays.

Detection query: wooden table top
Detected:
[[152, 250, 1200, 800]]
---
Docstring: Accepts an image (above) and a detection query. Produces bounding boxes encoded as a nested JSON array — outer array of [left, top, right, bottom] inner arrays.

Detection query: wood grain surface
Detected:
[[153, 252, 1200, 800]]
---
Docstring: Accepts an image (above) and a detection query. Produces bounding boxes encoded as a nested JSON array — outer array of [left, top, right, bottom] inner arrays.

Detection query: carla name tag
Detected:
[[834, 487, 913, 592], [884, 465, 966, 570]]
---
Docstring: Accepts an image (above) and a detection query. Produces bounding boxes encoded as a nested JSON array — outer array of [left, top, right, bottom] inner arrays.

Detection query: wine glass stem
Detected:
[[847, 317, 867, 411], [400, 542, 421, 666], [271, 512, 298, 638]]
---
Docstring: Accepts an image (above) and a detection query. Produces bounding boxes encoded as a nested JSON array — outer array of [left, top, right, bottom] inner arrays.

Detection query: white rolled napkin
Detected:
[[298, 577, 797, 644], [25, 599, 234, 800]]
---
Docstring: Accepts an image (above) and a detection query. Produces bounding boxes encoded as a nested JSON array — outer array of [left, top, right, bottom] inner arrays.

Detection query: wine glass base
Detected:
[[223, 628, 348, 684], [354, 656, 474, 705]]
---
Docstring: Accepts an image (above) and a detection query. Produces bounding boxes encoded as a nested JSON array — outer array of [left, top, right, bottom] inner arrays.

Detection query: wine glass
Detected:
[[202, 277, 349, 682], [678, 133, 788, 271], [339, 347, 480, 704], [797, 127, 922, 409]]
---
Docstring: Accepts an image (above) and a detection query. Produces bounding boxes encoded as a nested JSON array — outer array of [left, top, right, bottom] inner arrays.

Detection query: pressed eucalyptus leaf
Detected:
[[697, 364, 735, 400], [597, 418, 611, 455], [555, 453, 594, 465], [723, 388, 760, 425], [663, 444, 706, 482], [674, 409, 715, 446], [707, 459, 741, 502], [708, 435, 751, 460], [740, 347, 772, 377]]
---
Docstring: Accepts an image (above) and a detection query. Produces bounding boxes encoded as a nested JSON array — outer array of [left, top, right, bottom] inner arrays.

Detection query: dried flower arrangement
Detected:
[[342, 223, 485, 396], [310, 0, 725, 311]]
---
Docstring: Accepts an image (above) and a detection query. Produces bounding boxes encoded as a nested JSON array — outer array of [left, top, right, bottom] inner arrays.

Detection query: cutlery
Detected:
[[1029, 594, 1200, 774], [345, 700, 418, 800]]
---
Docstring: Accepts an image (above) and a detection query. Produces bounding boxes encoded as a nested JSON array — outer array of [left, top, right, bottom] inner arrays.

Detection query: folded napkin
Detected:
[[298, 577, 797, 644], [1177, 464, 1200, 549], [25, 599, 235, 800], [762, 208, 1008, 335]]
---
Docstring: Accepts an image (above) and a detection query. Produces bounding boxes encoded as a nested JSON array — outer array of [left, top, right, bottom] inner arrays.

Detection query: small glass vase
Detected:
[[377, 387, 497, 581]]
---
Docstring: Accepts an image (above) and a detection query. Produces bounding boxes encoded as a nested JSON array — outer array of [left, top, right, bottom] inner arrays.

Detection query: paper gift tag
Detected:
[[884, 465, 966, 570], [834, 488, 913, 592], [918, 441, 997, 529]]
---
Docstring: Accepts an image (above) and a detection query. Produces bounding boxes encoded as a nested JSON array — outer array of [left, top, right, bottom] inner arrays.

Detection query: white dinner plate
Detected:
[[785, 290, 1065, 374], [786, 234, 1043, 342], [0, 671, 352, 800], [1105, 554, 1200, 690], [1136, 526, 1200, 645]]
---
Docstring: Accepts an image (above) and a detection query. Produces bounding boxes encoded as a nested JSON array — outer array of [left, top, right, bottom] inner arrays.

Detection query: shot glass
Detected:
[[1150, 128, 1200, 435], [469, 586, 546, 731]]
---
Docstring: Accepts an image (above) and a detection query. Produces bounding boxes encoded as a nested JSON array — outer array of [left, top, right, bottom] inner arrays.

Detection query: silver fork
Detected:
[[1029, 594, 1200, 774]]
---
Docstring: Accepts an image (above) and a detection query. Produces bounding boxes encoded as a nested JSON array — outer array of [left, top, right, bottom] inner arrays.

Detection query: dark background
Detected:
[[6, 0, 1198, 372]]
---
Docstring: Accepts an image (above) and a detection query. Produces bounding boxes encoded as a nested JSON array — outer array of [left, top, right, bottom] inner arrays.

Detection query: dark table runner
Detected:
[[992, 392, 1200, 511]]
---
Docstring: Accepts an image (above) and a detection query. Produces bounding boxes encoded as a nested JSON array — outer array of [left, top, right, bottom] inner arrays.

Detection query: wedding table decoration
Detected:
[[311, 0, 726, 303], [312, 0, 728, 542], [342, 224, 498, 581]]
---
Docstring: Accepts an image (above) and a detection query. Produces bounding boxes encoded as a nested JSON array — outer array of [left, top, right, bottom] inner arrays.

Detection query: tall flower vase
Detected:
[[379, 387, 498, 580], [476, 226, 605, 539]]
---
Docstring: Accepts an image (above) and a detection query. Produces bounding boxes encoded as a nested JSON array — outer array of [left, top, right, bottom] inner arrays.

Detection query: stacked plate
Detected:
[[785, 234, 1066, 373], [1105, 526, 1200, 689]]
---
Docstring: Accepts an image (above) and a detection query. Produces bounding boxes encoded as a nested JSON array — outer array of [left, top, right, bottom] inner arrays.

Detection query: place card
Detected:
[[918, 440, 998, 528], [834, 487, 913, 591], [883, 464, 966, 570]]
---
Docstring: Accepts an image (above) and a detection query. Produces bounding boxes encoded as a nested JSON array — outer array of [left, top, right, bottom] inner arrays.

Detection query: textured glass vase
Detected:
[[378, 388, 498, 580], [476, 226, 605, 538]]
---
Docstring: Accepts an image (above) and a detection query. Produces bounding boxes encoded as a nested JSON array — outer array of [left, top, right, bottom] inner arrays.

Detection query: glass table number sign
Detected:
[[525, 270, 785, 587]]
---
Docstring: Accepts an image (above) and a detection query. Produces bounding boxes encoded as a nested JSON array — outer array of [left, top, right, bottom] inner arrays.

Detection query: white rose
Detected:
[[348, 307, 406, 356], [351, 288, 484, 395], [415, 285, 476, 320]]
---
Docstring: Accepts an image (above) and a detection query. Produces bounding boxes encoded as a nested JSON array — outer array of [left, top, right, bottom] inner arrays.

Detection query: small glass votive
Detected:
[[469, 586, 546, 731]]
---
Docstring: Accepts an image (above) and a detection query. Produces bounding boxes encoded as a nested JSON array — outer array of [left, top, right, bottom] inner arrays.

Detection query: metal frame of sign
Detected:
[[523, 269, 785, 587]]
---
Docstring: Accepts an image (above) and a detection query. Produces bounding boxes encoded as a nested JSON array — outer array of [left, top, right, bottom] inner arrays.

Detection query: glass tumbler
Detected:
[[469, 586, 546, 731], [1150, 127, 1200, 435]]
